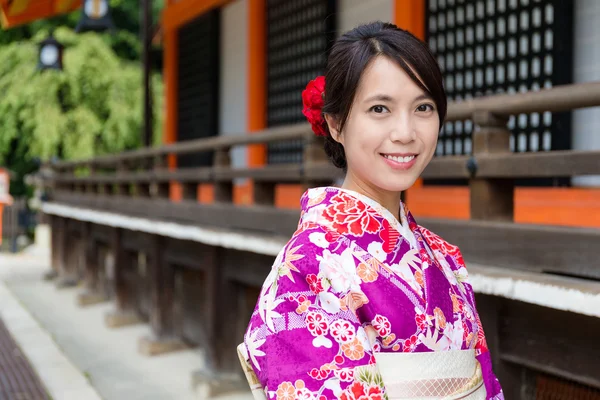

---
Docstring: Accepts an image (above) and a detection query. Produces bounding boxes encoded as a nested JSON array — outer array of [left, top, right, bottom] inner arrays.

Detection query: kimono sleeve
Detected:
[[243, 231, 387, 400]]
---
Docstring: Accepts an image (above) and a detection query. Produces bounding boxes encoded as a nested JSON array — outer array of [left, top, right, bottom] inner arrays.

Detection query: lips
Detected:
[[381, 154, 417, 163], [380, 153, 419, 171]]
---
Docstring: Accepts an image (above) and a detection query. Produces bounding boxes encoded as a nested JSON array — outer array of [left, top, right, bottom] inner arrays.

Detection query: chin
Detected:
[[375, 176, 418, 194]]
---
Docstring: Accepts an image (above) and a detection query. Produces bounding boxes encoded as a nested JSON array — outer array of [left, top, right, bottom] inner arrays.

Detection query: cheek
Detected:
[[418, 121, 440, 151]]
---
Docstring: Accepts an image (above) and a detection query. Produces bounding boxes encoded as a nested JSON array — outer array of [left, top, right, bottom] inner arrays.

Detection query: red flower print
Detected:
[[415, 314, 427, 330], [334, 368, 354, 382], [301, 76, 327, 137], [403, 335, 418, 352], [298, 295, 307, 303], [309, 368, 330, 380], [305, 312, 329, 337], [306, 274, 324, 294], [334, 355, 344, 364], [371, 315, 392, 337], [379, 219, 400, 253], [475, 314, 489, 354], [340, 382, 384, 400], [420, 227, 463, 262], [462, 320, 470, 341], [323, 193, 382, 236], [330, 320, 356, 343]]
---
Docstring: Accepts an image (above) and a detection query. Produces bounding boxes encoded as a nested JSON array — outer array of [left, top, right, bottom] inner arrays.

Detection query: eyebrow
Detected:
[[363, 93, 434, 103]]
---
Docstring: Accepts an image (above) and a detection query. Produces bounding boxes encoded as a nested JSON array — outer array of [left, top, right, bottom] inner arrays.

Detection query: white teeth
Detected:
[[384, 154, 415, 163]]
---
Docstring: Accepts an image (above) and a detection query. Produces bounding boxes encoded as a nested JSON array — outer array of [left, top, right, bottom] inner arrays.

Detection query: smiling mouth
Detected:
[[381, 154, 417, 163]]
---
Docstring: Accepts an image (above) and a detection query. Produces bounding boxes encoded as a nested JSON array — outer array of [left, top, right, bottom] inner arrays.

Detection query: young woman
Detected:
[[242, 21, 504, 400]]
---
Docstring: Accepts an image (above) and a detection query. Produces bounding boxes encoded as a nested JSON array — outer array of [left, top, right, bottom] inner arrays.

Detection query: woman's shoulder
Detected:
[[269, 223, 350, 285]]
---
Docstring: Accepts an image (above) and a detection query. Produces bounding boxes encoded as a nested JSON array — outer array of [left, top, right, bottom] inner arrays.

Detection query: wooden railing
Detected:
[[42, 81, 600, 275], [40, 81, 600, 397]]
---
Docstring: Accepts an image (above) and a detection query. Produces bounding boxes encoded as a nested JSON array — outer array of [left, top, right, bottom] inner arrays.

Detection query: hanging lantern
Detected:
[[37, 34, 64, 71], [75, 0, 115, 33]]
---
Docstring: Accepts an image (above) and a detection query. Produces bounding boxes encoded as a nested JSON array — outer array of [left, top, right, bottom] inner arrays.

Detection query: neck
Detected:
[[341, 173, 402, 220]]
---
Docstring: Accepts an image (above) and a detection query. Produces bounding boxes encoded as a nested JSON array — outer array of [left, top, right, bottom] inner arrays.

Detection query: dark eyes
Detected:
[[370, 105, 389, 114], [416, 104, 435, 112], [369, 104, 435, 114]]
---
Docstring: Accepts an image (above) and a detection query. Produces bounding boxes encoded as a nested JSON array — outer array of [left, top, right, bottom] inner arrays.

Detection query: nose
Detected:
[[389, 112, 416, 144]]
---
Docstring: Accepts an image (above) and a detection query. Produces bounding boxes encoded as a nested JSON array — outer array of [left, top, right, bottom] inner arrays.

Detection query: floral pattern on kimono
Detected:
[[244, 187, 504, 400]]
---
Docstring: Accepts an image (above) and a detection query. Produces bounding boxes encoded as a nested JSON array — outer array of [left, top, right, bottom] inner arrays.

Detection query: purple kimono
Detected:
[[244, 187, 504, 399]]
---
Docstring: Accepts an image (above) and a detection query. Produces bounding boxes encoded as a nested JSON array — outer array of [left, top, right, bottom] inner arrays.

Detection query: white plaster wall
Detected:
[[337, 0, 394, 35], [219, 0, 248, 170], [572, 0, 600, 186]]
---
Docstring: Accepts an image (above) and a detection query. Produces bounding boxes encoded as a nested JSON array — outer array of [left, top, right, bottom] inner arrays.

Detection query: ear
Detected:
[[324, 114, 343, 144]]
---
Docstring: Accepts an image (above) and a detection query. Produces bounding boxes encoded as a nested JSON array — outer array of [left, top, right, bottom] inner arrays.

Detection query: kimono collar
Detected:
[[300, 187, 418, 249]]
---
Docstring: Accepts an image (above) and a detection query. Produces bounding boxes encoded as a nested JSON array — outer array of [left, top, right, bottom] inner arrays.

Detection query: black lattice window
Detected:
[[266, 0, 336, 164], [426, 0, 572, 166], [177, 10, 220, 168]]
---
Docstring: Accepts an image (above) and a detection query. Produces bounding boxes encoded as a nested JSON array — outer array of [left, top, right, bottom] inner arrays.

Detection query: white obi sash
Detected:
[[237, 343, 485, 400], [374, 349, 486, 400]]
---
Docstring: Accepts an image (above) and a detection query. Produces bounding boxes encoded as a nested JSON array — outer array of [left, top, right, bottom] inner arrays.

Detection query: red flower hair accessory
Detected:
[[302, 76, 327, 137]]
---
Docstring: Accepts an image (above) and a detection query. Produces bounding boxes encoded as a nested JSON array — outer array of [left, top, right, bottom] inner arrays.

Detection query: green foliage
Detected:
[[0, 0, 165, 62], [0, 26, 164, 195]]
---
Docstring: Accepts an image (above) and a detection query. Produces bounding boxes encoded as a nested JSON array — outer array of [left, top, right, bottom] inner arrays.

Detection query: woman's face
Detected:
[[328, 56, 440, 196]]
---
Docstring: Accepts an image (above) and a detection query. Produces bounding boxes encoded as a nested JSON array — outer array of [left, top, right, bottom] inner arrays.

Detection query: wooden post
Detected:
[[253, 181, 275, 205], [470, 111, 514, 221], [191, 247, 247, 397], [475, 294, 524, 399], [55, 217, 78, 288], [115, 162, 130, 196], [214, 147, 233, 202], [45, 215, 60, 280], [77, 223, 108, 306], [105, 227, 143, 328], [138, 235, 188, 356], [181, 182, 198, 201], [151, 155, 170, 199], [85, 164, 97, 195]]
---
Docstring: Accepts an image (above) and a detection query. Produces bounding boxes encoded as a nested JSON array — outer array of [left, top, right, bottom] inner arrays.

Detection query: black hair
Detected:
[[320, 21, 447, 170]]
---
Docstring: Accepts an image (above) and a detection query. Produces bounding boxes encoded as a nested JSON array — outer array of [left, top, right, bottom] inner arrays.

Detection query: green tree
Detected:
[[0, 26, 164, 196], [0, 0, 165, 64]]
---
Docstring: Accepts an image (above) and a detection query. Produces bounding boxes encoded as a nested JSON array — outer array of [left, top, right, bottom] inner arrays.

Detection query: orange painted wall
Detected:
[[405, 186, 600, 228]]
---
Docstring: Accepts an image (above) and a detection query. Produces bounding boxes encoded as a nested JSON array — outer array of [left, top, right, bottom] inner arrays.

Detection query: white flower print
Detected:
[[317, 248, 361, 293], [244, 325, 266, 371], [307, 187, 326, 201], [318, 291, 341, 314], [356, 326, 373, 350], [301, 204, 328, 225], [367, 242, 386, 262], [389, 262, 422, 295], [308, 232, 329, 249], [444, 319, 465, 350], [305, 311, 329, 336], [371, 315, 392, 337], [329, 319, 356, 343]]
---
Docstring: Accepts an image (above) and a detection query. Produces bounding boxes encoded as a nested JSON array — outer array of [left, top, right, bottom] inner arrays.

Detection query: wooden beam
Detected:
[[49, 191, 600, 281], [419, 218, 600, 281], [52, 191, 300, 237], [498, 299, 600, 389], [8, 0, 31, 16], [1, 0, 80, 28]]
